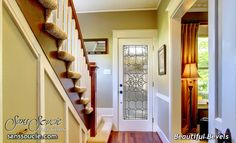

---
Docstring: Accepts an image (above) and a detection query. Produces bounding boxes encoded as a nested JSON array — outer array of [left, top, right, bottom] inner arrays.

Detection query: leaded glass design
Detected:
[[123, 45, 148, 120]]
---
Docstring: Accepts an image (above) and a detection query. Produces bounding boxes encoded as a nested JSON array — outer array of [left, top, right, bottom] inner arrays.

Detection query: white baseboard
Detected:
[[157, 125, 170, 143], [97, 108, 113, 123]]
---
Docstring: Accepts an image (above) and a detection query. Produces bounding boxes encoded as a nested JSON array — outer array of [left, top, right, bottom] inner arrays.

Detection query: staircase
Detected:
[[15, 0, 94, 128], [9, 0, 113, 142]]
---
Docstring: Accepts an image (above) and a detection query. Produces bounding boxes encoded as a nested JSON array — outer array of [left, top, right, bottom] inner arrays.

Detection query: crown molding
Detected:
[[77, 8, 158, 14], [189, 2, 208, 12]]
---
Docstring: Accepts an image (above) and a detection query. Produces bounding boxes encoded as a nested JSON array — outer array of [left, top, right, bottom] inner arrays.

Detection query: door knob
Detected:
[[218, 128, 232, 143]]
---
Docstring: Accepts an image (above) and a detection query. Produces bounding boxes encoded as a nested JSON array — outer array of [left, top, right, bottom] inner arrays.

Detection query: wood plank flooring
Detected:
[[108, 131, 163, 143]]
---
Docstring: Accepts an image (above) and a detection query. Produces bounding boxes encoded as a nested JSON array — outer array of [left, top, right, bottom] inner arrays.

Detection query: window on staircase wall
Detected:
[[198, 37, 209, 104]]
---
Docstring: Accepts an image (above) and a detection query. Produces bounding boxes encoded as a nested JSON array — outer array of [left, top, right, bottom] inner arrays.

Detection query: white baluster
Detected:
[[84, 68, 87, 98], [52, 9, 57, 24], [79, 48, 85, 86], [77, 40, 82, 74], [74, 31, 78, 72], [67, 7, 72, 54], [83, 58, 86, 88], [57, 0, 63, 29], [87, 71, 91, 100], [47, 12, 53, 23], [70, 20, 75, 71], [62, 0, 68, 51], [85, 63, 88, 98], [82, 58, 86, 89], [47, 9, 56, 23]]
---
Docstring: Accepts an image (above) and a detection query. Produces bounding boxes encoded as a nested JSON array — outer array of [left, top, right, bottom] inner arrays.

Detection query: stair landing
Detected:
[[88, 119, 112, 143]]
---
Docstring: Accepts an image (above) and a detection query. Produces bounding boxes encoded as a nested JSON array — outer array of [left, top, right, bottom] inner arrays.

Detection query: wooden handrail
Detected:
[[68, 0, 89, 67]]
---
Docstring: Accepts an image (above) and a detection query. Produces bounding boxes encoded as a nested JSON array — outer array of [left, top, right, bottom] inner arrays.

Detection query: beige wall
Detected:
[[69, 110, 81, 143], [156, 0, 171, 139], [45, 74, 66, 143], [3, 7, 38, 143], [157, 0, 170, 96], [78, 10, 157, 108]]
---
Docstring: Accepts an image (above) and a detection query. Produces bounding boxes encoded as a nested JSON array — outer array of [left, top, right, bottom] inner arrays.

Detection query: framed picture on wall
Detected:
[[158, 45, 166, 75], [84, 38, 108, 54]]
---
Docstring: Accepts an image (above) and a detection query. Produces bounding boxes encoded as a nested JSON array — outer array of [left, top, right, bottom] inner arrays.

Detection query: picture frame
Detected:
[[158, 45, 166, 75], [84, 38, 108, 54]]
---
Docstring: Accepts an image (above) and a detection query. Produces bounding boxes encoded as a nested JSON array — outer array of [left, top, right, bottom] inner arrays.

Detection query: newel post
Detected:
[[89, 62, 98, 137]]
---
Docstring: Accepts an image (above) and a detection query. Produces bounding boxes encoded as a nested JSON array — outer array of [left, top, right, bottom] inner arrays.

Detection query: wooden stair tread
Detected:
[[38, 0, 57, 10], [57, 51, 75, 62], [97, 116, 102, 129], [88, 120, 112, 143], [74, 86, 87, 94], [67, 71, 81, 79], [45, 23, 67, 40], [84, 107, 93, 114], [79, 97, 90, 105]]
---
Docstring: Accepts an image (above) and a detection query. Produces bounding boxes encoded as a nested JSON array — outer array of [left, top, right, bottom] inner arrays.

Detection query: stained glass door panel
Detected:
[[123, 45, 148, 120]]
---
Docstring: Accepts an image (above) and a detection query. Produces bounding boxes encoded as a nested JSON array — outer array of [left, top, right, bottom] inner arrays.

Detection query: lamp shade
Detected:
[[182, 63, 200, 79]]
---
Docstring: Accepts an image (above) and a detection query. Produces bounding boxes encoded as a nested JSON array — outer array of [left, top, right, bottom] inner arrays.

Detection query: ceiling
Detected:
[[189, 0, 208, 12], [74, 0, 161, 13]]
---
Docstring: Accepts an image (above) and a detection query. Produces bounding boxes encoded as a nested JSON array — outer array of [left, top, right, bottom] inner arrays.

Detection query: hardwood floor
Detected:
[[108, 131, 163, 143]]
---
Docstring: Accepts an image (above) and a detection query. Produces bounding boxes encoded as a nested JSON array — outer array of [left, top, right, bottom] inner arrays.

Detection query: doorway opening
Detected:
[[181, 2, 209, 138]]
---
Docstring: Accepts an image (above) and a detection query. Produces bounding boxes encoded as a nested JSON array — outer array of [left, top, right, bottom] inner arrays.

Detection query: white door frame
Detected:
[[112, 30, 158, 131], [208, 0, 222, 140], [0, 0, 3, 142], [166, 0, 197, 142], [208, 0, 236, 142]]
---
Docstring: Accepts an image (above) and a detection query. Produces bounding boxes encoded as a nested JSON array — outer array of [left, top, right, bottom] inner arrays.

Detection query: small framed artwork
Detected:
[[84, 38, 108, 54], [158, 45, 166, 75]]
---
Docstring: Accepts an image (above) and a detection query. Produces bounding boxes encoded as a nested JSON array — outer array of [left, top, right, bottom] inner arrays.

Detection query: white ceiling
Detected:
[[74, 0, 161, 13]]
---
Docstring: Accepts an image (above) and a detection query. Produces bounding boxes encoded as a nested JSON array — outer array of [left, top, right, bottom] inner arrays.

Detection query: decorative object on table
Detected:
[[158, 44, 166, 75], [182, 63, 200, 132], [84, 38, 108, 54]]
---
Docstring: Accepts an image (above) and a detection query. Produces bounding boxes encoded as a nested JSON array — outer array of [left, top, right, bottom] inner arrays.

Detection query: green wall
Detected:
[[156, 0, 171, 139]]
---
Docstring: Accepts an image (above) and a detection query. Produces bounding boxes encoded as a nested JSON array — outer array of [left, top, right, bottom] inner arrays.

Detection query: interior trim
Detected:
[[157, 126, 170, 143], [77, 8, 157, 14], [0, 0, 3, 142], [156, 93, 170, 103]]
